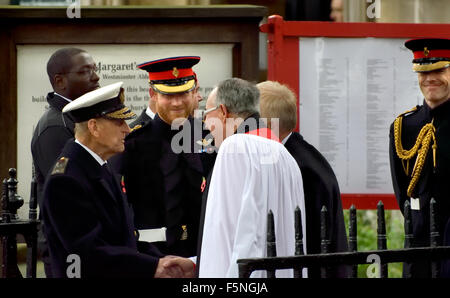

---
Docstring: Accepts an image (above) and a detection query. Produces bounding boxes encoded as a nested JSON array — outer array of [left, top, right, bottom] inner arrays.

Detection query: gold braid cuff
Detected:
[[394, 109, 437, 197]]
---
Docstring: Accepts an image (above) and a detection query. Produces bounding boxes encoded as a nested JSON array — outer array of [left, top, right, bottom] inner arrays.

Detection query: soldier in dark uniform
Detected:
[[113, 56, 215, 258], [30, 48, 100, 277], [129, 68, 203, 129], [128, 71, 156, 129], [258, 80, 349, 278], [128, 103, 155, 129], [389, 38, 450, 277], [43, 82, 195, 278]]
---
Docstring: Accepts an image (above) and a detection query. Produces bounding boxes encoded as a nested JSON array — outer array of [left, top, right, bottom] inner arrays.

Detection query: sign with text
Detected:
[[299, 37, 421, 194]]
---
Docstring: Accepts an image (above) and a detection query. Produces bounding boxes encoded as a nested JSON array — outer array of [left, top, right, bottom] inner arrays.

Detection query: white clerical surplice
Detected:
[[199, 133, 307, 278]]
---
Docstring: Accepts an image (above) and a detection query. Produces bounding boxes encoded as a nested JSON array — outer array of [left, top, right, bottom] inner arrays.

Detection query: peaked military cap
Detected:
[[404, 38, 450, 72], [62, 81, 136, 122], [137, 56, 200, 95]]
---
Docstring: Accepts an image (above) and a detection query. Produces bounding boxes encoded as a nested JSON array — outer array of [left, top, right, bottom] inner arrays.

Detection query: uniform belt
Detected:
[[138, 227, 167, 242]]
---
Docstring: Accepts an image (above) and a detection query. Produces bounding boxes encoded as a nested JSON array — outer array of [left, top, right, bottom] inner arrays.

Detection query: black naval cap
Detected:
[[404, 38, 450, 72], [137, 56, 200, 95], [62, 81, 136, 123]]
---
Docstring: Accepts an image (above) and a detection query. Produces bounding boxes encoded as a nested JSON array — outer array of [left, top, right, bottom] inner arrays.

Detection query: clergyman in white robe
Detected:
[[198, 133, 306, 278]]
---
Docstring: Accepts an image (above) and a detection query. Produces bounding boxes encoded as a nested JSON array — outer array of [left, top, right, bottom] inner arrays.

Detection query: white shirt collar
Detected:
[[54, 92, 73, 103], [75, 139, 106, 166], [145, 106, 155, 119], [281, 132, 292, 145]]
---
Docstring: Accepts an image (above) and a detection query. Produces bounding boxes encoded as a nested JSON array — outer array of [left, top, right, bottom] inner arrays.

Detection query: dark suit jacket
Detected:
[[115, 114, 214, 257], [31, 92, 74, 210], [284, 132, 349, 277], [31, 92, 75, 274], [43, 140, 162, 278]]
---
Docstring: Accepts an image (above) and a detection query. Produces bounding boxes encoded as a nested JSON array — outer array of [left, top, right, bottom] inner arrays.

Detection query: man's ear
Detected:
[[54, 74, 66, 91], [149, 86, 156, 99], [219, 104, 228, 122], [87, 119, 99, 137]]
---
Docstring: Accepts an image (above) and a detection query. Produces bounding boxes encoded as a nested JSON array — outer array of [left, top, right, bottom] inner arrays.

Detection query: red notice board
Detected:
[[260, 15, 450, 210]]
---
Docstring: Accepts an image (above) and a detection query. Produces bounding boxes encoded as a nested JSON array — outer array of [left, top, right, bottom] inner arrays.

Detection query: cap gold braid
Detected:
[[413, 61, 450, 72], [393, 107, 437, 197], [105, 107, 135, 119]]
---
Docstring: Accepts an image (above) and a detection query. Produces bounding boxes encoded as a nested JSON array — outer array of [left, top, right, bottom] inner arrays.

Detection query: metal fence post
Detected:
[[403, 200, 413, 278], [1, 178, 10, 222], [430, 198, 440, 278], [320, 206, 330, 278], [294, 206, 303, 278], [267, 210, 276, 278], [26, 177, 38, 278], [377, 201, 388, 278], [7, 168, 23, 221], [1, 170, 22, 278], [349, 204, 358, 277]]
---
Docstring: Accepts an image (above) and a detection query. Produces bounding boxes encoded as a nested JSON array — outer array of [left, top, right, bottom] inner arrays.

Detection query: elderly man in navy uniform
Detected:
[[42, 82, 195, 278], [31, 47, 100, 277], [389, 38, 450, 277], [113, 56, 214, 258]]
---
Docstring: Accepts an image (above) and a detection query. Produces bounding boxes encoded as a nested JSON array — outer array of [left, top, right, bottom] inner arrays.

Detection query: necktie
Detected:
[[102, 163, 118, 193]]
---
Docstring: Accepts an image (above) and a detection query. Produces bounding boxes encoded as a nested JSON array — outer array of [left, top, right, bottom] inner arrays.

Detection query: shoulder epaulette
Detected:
[[129, 124, 142, 133], [396, 105, 420, 119], [51, 157, 69, 175]]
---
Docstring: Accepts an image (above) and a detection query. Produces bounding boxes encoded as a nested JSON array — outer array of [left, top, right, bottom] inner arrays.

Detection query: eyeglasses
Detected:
[[60, 66, 98, 77], [201, 106, 220, 120]]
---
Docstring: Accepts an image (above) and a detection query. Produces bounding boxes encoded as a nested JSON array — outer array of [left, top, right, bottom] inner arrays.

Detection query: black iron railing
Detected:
[[0, 168, 39, 278], [237, 200, 450, 278]]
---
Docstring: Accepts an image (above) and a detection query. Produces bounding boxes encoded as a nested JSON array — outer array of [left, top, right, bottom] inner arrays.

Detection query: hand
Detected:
[[154, 256, 195, 278]]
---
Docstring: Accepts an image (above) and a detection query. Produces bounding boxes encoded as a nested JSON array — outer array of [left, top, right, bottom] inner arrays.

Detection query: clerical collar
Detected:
[[54, 92, 73, 103], [235, 113, 262, 134], [75, 139, 106, 166], [146, 106, 155, 120], [236, 113, 280, 142], [281, 132, 292, 145]]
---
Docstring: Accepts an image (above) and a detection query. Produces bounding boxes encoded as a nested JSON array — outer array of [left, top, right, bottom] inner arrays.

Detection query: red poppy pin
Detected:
[[200, 177, 206, 193], [121, 176, 127, 193]]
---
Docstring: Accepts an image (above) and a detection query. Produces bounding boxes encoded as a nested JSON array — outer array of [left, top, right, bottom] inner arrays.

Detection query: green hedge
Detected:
[[343, 209, 405, 278]]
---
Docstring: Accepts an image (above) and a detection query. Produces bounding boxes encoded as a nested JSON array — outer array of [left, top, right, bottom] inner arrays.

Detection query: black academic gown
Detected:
[[284, 132, 349, 278], [42, 140, 163, 278], [389, 99, 450, 277], [116, 114, 214, 257]]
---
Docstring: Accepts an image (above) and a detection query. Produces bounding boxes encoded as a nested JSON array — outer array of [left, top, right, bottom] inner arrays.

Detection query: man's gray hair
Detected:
[[216, 78, 260, 118], [74, 121, 88, 136]]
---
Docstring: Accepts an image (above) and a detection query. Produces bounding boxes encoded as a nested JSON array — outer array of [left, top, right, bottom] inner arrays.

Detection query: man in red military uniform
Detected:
[[113, 57, 215, 258]]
